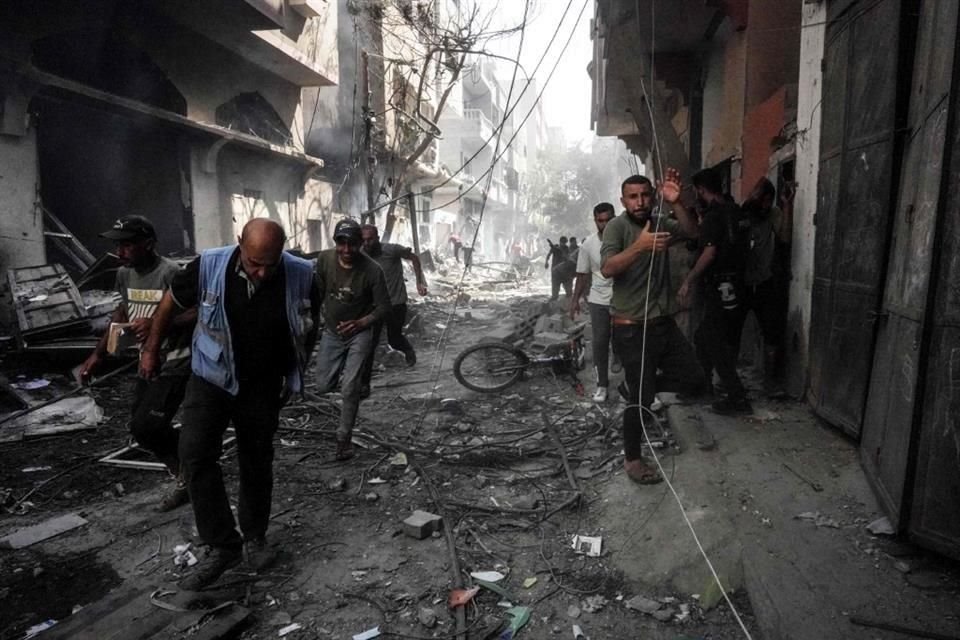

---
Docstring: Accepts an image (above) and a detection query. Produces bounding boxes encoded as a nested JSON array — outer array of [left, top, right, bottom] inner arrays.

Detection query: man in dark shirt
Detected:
[[360, 224, 427, 370], [79, 215, 196, 512], [141, 219, 319, 591], [314, 218, 391, 460], [677, 168, 751, 414], [545, 236, 572, 300]]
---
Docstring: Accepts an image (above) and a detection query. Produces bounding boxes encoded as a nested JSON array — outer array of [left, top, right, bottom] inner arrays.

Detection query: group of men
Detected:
[[568, 168, 792, 484], [81, 215, 426, 590], [544, 235, 579, 300], [80, 164, 790, 585]]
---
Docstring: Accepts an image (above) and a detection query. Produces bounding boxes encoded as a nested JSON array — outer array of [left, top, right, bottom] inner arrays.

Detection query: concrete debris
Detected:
[[866, 516, 895, 536], [418, 607, 437, 628], [624, 595, 661, 615], [402, 510, 443, 539], [581, 595, 607, 613], [173, 543, 198, 568], [566, 605, 581, 619]]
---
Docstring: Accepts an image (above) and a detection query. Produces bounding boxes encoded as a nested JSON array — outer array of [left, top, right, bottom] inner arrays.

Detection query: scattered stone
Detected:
[[624, 595, 661, 615], [866, 516, 895, 536], [402, 510, 443, 539], [418, 607, 437, 628], [567, 605, 581, 619], [652, 607, 675, 622], [329, 478, 347, 492], [894, 560, 912, 574], [364, 492, 379, 502], [581, 595, 607, 613]]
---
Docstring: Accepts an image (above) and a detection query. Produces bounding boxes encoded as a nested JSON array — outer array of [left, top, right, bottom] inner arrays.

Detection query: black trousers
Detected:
[[695, 294, 746, 397], [130, 375, 189, 472], [361, 303, 415, 386], [612, 317, 705, 460], [178, 375, 282, 550]]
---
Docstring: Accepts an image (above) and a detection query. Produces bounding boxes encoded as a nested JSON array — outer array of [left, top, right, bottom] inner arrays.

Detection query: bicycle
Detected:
[[452, 324, 587, 393]]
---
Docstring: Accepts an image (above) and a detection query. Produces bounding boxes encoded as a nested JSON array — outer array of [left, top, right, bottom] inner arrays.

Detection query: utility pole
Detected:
[[361, 50, 376, 224], [406, 191, 421, 256]]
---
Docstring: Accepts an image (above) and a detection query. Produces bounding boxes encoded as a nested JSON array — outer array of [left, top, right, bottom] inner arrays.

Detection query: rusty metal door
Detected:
[[809, 0, 904, 437], [859, 0, 958, 532]]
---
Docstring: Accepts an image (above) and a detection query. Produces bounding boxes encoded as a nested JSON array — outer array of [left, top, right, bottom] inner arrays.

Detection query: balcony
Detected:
[[463, 108, 494, 146]]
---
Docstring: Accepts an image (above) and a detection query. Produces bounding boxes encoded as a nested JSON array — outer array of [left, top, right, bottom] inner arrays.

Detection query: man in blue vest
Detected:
[[141, 218, 319, 591]]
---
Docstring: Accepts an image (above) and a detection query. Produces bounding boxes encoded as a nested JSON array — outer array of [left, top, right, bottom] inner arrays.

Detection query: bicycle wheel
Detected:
[[453, 343, 529, 393]]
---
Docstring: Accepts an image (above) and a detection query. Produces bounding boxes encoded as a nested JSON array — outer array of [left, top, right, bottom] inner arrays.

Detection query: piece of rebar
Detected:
[[0, 360, 137, 427], [541, 412, 580, 493], [850, 616, 960, 640]]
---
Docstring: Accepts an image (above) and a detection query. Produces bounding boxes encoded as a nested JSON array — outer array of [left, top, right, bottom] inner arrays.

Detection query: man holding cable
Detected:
[[601, 170, 705, 484]]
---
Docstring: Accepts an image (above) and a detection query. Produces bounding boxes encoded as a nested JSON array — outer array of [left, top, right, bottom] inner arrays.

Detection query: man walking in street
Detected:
[[79, 215, 195, 512], [314, 219, 390, 460], [545, 236, 572, 300], [677, 168, 752, 414], [141, 218, 319, 590], [740, 177, 794, 396], [601, 170, 704, 484], [359, 224, 427, 395], [570, 203, 616, 403]]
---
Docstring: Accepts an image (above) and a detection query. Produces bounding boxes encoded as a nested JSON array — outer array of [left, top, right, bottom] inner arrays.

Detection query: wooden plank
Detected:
[[0, 513, 88, 549], [38, 585, 143, 640]]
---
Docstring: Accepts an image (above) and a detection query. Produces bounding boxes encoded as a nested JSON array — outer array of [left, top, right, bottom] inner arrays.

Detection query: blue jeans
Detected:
[[315, 327, 373, 440]]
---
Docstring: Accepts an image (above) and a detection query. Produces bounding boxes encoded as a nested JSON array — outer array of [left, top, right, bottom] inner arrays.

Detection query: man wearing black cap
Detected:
[[314, 218, 390, 460], [79, 215, 196, 511]]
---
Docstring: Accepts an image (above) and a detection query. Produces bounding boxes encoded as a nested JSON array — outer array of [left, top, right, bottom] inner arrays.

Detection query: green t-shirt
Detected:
[[600, 211, 681, 323], [315, 250, 391, 329]]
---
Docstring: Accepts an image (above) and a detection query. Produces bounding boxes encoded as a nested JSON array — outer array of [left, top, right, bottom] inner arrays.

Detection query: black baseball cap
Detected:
[[333, 218, 362, 242], [99, 215, 156, 242]]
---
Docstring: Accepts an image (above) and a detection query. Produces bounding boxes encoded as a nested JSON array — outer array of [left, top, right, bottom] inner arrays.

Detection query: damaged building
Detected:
[[0, 0, 340, 328]]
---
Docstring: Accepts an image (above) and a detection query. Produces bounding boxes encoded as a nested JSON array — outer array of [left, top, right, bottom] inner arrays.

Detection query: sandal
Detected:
[[624, 459, 663, 485]]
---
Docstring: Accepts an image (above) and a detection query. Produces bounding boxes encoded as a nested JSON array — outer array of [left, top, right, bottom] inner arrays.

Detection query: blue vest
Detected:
[[192, 245, 315, 396]]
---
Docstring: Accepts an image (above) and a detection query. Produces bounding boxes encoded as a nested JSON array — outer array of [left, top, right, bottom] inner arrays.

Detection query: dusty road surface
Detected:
[[1, 269, 957, 640]]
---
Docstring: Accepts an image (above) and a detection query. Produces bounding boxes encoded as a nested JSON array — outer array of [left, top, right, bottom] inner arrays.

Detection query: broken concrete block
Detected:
[[403, 510, 443, 539], [479, 326, 517, 344]]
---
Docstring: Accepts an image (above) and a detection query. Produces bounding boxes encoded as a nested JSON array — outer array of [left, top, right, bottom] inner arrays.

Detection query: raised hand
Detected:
[[657, 167, 683, 204]]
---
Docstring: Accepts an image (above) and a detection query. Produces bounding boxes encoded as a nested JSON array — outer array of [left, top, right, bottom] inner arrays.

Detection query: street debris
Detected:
[[0, 513, 88, 549], [580, 595, 607, 613], [522, 577, 537, 589], [448, 587, 480, 608], [402, 510, 443, 539], [571, 535, 602, 557], [173, 544, 198, 568], [418, 607, 438, 628], [572, 624, 586, 639], [624, 595, 662, 615], [278, 622, 303, 636], [352, 625, 381, 640], [795, 511, 841, 529], [498, 606, 530, 639], [470, 570, 506, 583], [866, 516, 896, 536]]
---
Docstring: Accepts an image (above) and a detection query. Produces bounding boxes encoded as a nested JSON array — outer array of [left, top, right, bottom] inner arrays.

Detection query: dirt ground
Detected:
[[0, 270, 858, 640]]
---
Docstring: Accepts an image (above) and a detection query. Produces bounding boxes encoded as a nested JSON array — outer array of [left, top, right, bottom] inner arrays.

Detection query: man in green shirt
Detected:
[[314, 218, 391, 460], [601, 170, 705, 484]]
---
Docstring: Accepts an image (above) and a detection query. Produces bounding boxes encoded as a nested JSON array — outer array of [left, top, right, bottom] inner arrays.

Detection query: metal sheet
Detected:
[[810, 0, 902, 438], [860, 0, 958, 530], [909, 0, 960, 560]]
